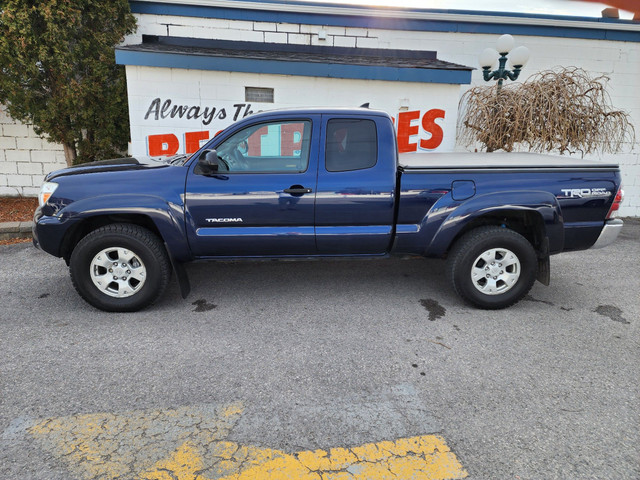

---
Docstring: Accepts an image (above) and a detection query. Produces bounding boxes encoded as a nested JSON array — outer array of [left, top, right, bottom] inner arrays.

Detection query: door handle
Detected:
[[284, 186, 313, 195]]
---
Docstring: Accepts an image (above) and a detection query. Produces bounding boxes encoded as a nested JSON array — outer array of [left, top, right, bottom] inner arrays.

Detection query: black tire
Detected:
[[69, 223, 171, 312], [447, 226, 537, 309]]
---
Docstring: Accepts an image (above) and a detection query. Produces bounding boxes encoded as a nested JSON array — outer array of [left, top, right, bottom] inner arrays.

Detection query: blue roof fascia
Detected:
[[129, 1, 640, 43], [115, 49, 472, 84]]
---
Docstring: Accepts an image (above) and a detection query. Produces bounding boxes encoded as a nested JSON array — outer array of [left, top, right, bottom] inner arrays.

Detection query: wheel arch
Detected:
[[447, 209, 547, 256], [426, 191, 564, 258], [61, 214, 163, 263], [57, 195, 191, 264]]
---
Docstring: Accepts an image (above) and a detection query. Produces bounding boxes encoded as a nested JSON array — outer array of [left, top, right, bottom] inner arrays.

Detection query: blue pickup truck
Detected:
[[33, 108, 624, 312]]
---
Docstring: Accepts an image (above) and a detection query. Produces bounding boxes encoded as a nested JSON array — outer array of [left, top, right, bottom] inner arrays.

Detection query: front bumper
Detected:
[[591, 219, 623, 249], [32, 210, 78, 258], [32, 206, 43, 250]]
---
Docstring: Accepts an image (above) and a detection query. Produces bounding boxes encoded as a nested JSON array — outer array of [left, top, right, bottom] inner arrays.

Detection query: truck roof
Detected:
[[243, 106, 392, 120]]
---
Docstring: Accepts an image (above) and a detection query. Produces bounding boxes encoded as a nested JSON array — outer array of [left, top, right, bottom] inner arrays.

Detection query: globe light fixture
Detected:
[[479, 48, 499, 71], [509, 46, 531, 68], [480, 35, 530, 92], [496, 34, 515, 55]]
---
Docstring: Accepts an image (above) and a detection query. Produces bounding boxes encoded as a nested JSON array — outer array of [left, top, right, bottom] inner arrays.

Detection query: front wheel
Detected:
[[447, 226, 538, 309], [69, 224, 171, 312]]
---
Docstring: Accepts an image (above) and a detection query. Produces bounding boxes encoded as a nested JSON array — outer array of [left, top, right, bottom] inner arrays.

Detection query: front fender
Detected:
[[37, 194, 191, 262], [425, 190, 564, 257]]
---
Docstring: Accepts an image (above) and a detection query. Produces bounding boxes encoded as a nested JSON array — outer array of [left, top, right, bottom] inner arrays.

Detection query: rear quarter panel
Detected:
[[393, 168, 621, 256]]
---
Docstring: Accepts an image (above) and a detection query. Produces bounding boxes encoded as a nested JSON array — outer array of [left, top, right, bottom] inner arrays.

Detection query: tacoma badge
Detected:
[[206, 218, 244, 223]]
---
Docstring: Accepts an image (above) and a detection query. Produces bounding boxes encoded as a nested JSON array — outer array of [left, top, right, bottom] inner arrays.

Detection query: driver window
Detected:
[[215, 120, 311, 173]]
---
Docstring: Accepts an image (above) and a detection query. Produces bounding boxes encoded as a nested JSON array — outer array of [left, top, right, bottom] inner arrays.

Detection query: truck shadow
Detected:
[[177, 257, 455, 307]]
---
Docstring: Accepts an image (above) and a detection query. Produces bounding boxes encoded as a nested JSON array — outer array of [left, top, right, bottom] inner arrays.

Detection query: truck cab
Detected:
[[185, 108, 398, 257]]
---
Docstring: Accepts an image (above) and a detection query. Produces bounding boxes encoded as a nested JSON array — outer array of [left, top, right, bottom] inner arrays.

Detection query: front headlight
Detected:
[[38, 182, 58, 207]]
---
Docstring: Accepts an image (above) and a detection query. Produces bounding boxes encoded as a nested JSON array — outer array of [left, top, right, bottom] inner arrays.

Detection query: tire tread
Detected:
[[70, 223, 171, 312], [447, 226, 537, 310]]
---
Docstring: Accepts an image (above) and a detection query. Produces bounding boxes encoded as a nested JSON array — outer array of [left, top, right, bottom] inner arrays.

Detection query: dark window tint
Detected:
[[326, 119, 377, 172]]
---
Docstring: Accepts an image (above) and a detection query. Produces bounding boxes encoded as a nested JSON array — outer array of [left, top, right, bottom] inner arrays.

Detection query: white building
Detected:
[[1, 0, 639, 216]]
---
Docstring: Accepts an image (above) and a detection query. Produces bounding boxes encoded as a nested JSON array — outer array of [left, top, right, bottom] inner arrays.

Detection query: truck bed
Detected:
[[399, 152, 619, 170]]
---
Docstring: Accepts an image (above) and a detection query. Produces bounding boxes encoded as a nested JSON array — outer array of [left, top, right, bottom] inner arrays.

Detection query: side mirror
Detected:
[[196, 149, 220, 175]]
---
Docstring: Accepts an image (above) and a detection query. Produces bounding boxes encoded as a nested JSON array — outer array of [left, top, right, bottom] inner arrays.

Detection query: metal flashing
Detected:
[[129, 0, 640, 42]]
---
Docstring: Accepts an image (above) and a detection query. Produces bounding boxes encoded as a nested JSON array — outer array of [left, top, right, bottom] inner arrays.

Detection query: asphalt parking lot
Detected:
[[1, 219, 638, 479]]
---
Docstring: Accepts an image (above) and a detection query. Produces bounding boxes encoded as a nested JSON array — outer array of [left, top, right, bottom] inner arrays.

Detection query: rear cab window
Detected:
[[325, 119, 378, 172]]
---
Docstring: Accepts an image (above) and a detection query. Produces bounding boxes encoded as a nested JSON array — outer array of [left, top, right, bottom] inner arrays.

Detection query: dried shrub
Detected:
[[458, 67, 635, 155]]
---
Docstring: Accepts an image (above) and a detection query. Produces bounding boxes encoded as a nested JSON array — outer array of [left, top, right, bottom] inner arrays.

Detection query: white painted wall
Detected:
[[0, 105, 66, 197], [124, 12, 640, 216], [126, 66, 460, 157]]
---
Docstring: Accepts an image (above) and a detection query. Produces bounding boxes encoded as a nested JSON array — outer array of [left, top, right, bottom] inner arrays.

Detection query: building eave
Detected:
[[116, 38, 473, 85]]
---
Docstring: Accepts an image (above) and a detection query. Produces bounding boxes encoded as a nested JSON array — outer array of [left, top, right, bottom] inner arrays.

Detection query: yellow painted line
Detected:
[[28, 403, 245, 480], [142, 435, 467, 480], [28, 404, 467, 480]]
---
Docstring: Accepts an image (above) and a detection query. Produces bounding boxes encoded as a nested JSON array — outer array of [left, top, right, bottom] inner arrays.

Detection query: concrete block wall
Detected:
[[125, 12, 640, 217], [124, 15, 380, 48], [0, 105, 66, 197]]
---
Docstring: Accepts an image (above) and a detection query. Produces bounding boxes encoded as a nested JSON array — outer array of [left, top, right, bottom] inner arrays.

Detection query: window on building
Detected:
[[245, 87, 274, 103], [325, 119, 377, 172]]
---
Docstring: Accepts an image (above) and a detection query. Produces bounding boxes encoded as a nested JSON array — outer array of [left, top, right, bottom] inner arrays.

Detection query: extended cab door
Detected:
[[315, 114, 397, 254], [185, 116, 319, 256]]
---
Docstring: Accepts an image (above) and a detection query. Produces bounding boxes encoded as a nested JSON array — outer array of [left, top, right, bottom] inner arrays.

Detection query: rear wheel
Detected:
[[447, 226, 537, 309], [69, 224, 171, 312]]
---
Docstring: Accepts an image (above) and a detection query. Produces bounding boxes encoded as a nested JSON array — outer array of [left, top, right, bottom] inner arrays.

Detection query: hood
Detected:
[[45, 155, 186, 181]]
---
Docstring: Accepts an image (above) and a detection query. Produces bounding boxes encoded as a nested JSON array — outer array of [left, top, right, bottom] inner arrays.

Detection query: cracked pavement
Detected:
[[0, 219, 638, 479], [18, 401, 465, 479]]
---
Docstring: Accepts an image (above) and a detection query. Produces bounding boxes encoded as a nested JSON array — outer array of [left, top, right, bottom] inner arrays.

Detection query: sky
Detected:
[[297, 0, 637, 19]]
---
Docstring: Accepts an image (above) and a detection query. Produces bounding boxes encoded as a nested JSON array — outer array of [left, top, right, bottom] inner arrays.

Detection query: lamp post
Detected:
[[479, 34, 530, 93]]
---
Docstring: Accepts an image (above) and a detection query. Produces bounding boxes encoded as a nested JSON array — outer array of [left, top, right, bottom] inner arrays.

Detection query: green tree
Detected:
[[0, 0, 136, 165]]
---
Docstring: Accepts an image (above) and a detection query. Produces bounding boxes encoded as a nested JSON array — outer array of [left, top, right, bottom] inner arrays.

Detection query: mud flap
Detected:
[[536, 237, 550, 286], [164, 242, 191, 299]]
